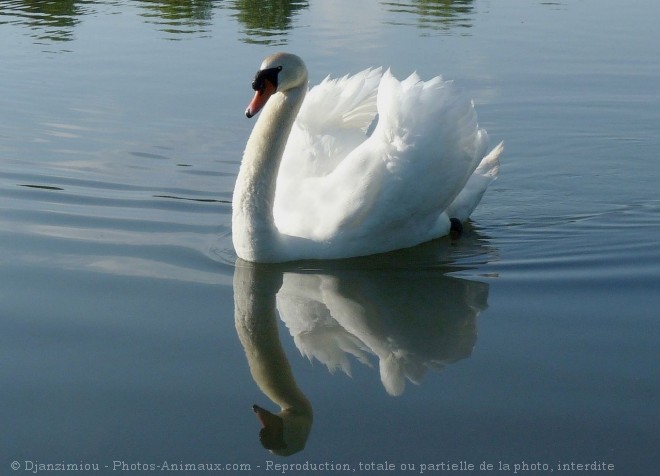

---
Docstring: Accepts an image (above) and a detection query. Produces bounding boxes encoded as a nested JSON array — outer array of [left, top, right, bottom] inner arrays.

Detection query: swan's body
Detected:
[[233, 53, 503, 262]]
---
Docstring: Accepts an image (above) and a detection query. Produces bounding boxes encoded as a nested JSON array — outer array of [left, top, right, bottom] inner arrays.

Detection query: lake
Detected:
[[1, 0, 658, 474]]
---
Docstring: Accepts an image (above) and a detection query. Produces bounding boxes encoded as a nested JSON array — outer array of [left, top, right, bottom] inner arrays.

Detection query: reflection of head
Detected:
[[253, 404, 312, 456], [254, 405, 287, 451]]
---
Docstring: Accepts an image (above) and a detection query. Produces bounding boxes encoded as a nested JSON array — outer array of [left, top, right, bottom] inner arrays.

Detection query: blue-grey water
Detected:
[[1, 1, 658, 475]]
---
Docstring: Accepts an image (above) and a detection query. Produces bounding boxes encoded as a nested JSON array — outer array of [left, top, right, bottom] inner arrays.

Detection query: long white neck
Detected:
[[232, 85, 306, 262]]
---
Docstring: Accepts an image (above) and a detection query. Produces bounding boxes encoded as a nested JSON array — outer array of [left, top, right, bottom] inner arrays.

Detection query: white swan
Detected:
[[233, 52, 503, 262]]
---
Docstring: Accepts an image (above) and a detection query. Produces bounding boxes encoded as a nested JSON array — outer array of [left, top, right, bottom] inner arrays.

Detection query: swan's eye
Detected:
[[252, 66, 282, 92]]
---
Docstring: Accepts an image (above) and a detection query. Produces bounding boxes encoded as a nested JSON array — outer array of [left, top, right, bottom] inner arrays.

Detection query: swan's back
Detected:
[[272, 68, 495, 259]]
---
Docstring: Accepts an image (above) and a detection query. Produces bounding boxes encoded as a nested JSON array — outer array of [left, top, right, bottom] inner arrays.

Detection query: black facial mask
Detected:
[[252, 66, 282, 92]]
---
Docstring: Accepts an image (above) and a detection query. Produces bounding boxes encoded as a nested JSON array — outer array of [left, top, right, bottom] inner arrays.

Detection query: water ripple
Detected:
[[0, 164, 233, 284], [485, 202, 660, 284]]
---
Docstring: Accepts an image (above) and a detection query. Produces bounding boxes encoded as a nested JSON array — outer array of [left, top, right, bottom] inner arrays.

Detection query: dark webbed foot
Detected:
[[449, 218, 463, 240]]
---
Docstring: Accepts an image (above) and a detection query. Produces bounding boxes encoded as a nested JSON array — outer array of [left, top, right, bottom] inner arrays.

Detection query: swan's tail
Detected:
[[474, 140, 503, 179], [445, 141, 504, 221]]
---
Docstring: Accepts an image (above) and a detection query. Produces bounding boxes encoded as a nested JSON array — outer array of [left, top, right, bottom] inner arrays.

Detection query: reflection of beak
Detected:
[[245, 80, 276, 118], [253, 404, 287, 451]]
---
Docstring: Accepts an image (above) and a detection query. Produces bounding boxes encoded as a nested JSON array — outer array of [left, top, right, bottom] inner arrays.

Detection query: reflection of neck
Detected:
[[233, 263, 312, 448]]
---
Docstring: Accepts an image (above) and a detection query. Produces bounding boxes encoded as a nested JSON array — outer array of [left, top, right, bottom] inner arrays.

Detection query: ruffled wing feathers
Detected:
[[274, 67, 498, 256], [296, 67, 382, 134]]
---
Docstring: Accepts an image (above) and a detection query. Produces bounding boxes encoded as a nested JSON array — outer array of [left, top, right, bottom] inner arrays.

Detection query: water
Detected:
[[1, 0, 658, 474]]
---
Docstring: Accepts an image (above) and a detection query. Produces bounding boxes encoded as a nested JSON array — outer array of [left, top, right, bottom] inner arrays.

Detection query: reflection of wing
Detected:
[[276, 274, 372, 377], [276, 268, 489, 396]]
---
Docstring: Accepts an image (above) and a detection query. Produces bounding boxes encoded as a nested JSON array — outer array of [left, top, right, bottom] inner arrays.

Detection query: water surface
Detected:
[[1, 0, 658, 474]]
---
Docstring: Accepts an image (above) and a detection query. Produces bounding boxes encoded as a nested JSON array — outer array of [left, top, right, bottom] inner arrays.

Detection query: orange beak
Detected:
[[246, 80, 277, 118]]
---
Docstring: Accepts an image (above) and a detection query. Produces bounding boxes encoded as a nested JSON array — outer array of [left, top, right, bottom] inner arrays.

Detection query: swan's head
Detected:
[[245, 52, 308, 118]]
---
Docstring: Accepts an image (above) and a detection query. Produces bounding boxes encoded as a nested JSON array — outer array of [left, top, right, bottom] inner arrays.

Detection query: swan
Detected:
[[233, 52, 503, 262]]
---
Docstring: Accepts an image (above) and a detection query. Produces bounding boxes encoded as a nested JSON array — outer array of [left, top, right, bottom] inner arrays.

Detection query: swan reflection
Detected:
[[234, 237, 491, 455]]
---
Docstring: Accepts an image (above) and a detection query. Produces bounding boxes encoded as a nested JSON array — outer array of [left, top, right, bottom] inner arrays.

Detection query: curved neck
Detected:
[[232, 85, 306, 261]]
